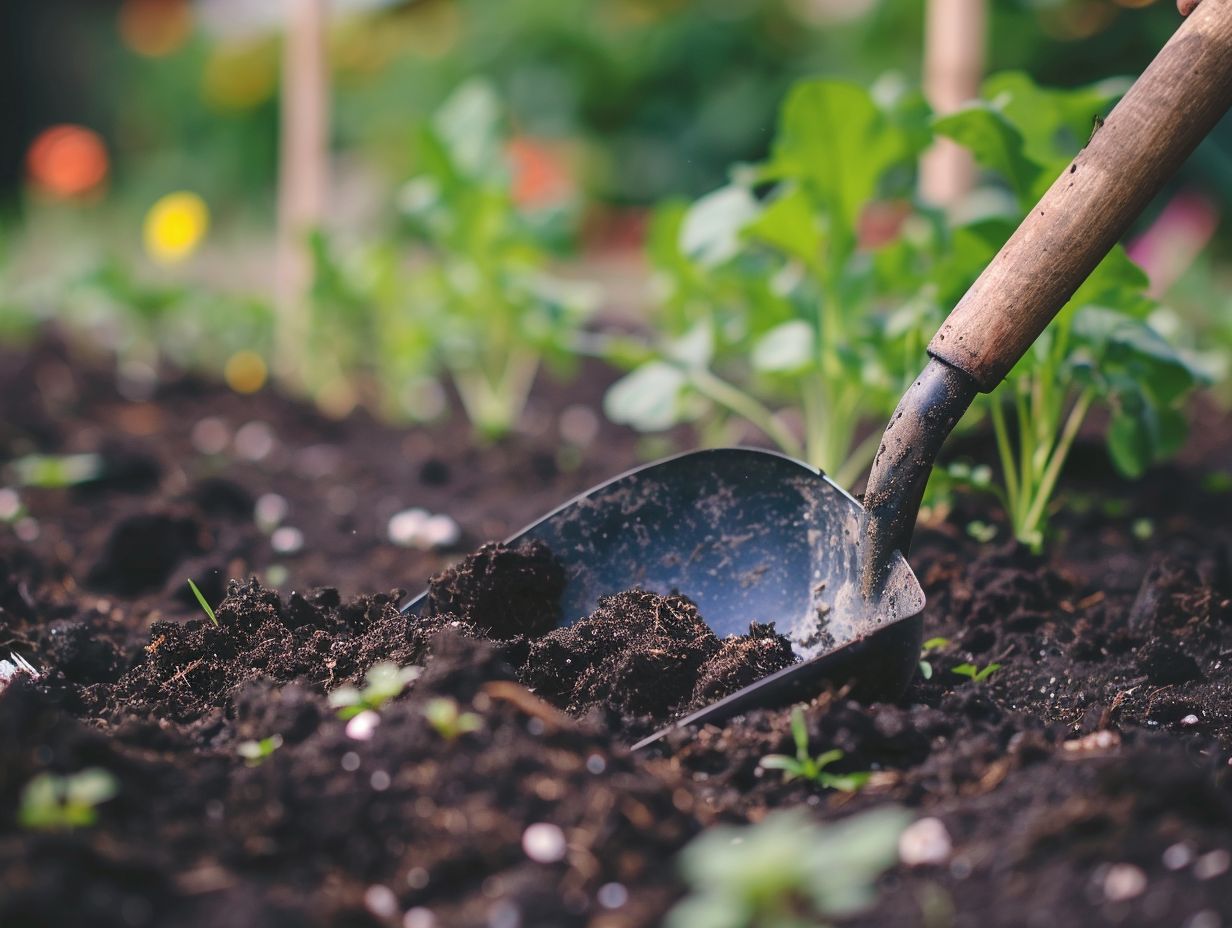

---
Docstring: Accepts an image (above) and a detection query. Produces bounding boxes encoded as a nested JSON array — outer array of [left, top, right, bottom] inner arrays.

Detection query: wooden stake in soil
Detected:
[[275, 0, 330, 388], [919, 0, 986, 209]]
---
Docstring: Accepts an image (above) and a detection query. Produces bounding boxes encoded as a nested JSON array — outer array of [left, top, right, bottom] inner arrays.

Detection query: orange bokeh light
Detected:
[[26, 125, 110, 199], [507, 137, 573, 209], [118, 0, 192, 58]]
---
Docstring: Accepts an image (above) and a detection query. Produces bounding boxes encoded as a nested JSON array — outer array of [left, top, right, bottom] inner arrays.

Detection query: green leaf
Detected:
[[933, 103, 1040, 204], [604, 362, 691, 432], [751, 320, 815, 374], [744, 186, 823, 265], [680, 185, 760, 267], [770, 79, 909, 240], [432, 80, 505, 179]]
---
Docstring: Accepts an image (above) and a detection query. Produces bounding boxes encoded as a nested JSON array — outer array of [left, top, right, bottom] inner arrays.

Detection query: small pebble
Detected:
[[271, 526, 304, 555], [597, 883, 628, 909], [370, 770, 392, 791], [521, 823, 567, 864], [487, 900, 521, 928], [191, 417, 230, 455], [14, 518, 39, 542], [406, 867, 429, 890], [899, 817, 952, 867], [341, 751, 361, 772], [1164, 843, 1195, 870], [421, 514, 461, 548], [346, 710, 381, 742], [1181, 714, 1201, 727], [0, 488, 21, 521], [388, 508, 430, 547], [559, 405, 600, 446], [235, 421, 276, 461], [364, 885, 399, 920], [1195, 849, 1231, 880], [254, 493, 288, 530], [1063, 730, 1120, 753], [1185, 911, 1222, 928], [585, 754, 606, 775], [1102, 863, 1147, 901], [404, 909, 436, 928]]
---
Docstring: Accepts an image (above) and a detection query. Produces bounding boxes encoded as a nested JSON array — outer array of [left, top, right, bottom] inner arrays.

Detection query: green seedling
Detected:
[[758, 706, 869, 791], [186, 578, 218, 626], [952, 662, 1001, 683], [666, 806, 912, 928], [422, 697, 483, 742], [10, 453, 103, 489], [966, 520, 998, 543], [934, 74, 1202, 551], [237, 734, 283, 766], [19, 768, 118, 831], [328, 662, 422, 720], [918, 636, 950, 681]]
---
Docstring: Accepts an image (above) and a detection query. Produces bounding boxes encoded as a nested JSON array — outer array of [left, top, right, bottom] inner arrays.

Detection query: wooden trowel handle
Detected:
[[928, 0, 1232, 391]]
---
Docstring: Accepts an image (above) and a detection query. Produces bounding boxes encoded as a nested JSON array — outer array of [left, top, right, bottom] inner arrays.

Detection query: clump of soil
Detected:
[[520, 589, 797, 721], [423, 542, 799, 727], [427, 540, 564, 639]]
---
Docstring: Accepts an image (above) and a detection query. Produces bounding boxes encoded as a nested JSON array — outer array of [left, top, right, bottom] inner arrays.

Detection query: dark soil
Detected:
[[5, 335, 1232, 928]]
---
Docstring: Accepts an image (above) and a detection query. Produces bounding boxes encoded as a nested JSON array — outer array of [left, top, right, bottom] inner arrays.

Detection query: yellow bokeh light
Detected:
[[224, 351, 268, 394], [143, 191, 209, 264]]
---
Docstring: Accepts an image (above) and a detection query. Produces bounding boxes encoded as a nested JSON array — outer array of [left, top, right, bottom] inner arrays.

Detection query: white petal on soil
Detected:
[[898, 817, 952, 867], [1102, 863, 1147, 901], [346, 710, 381, 742], [521, 823, 567, 864]]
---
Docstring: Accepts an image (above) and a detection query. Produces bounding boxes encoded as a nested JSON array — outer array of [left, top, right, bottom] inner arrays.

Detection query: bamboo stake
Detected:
[[920, 0, 986, 209], [275, 0, 330, 387]]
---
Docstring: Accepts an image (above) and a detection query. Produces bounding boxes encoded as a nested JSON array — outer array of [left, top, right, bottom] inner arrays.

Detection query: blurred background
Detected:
[[0, 0, 1228, 428]]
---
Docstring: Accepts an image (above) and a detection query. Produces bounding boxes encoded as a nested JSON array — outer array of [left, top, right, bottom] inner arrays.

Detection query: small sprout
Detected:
[[10, 453, 103, 489], [952, 662, 1002, 683], [329, 662, 422, 720], [758, 706, 869, 791], [966, 520, 998, 543], [187, 578, 218, 626], [918, 636, 950, 681], [422, 697, 482, 741], [19, 768, 118, 830], [1131, 517, 1154, 541], [237, 734, 283, 766]]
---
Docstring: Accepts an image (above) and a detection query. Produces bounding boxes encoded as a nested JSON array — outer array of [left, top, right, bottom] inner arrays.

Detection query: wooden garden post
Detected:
[[275, 0, 330, 387], [920, 0, 986, 209]]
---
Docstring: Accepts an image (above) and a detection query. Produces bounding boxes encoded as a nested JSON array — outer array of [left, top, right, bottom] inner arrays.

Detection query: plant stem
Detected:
[[989, 397, 1020, 521], [1019, 388, 1094, 543], [690, 367, 804, 459]]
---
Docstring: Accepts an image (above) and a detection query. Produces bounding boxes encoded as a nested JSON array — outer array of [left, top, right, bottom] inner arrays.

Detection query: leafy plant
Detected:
[[934, 73, 1204, 550], [952, 662, 1001, 683], [237, 734, 284, 766], [422, 697, 483, 742], [918, 636, 950, 681], [665, 806, 912, 928], [605, 78, 940, 487], [10, 453, 103, 489], [758, 706, 869, 791], [19, 768, 119, 830], [328, 662, 422, 720], [187, 578, 218, 627]]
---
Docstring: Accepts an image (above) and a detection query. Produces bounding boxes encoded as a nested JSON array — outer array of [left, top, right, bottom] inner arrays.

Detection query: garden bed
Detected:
[[4, 337, 1232, 928]]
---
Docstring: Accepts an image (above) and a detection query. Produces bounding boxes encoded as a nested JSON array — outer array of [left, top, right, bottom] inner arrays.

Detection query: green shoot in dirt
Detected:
[[952, 662, 1001, 683], [934, 73, 1203, 550], [918, 636, 950, 681], [328, 662, 422, 720], [187, 578, 218, 627], [665, 806, 912, 928], [758, 706, 869, 791], [237, 734, 284, 767], [19, 768, 118, 831], [423, 697, 483, 742]]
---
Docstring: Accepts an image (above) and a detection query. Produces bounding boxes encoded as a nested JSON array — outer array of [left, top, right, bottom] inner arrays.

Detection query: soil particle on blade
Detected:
[[426, 540, 565, 639]]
